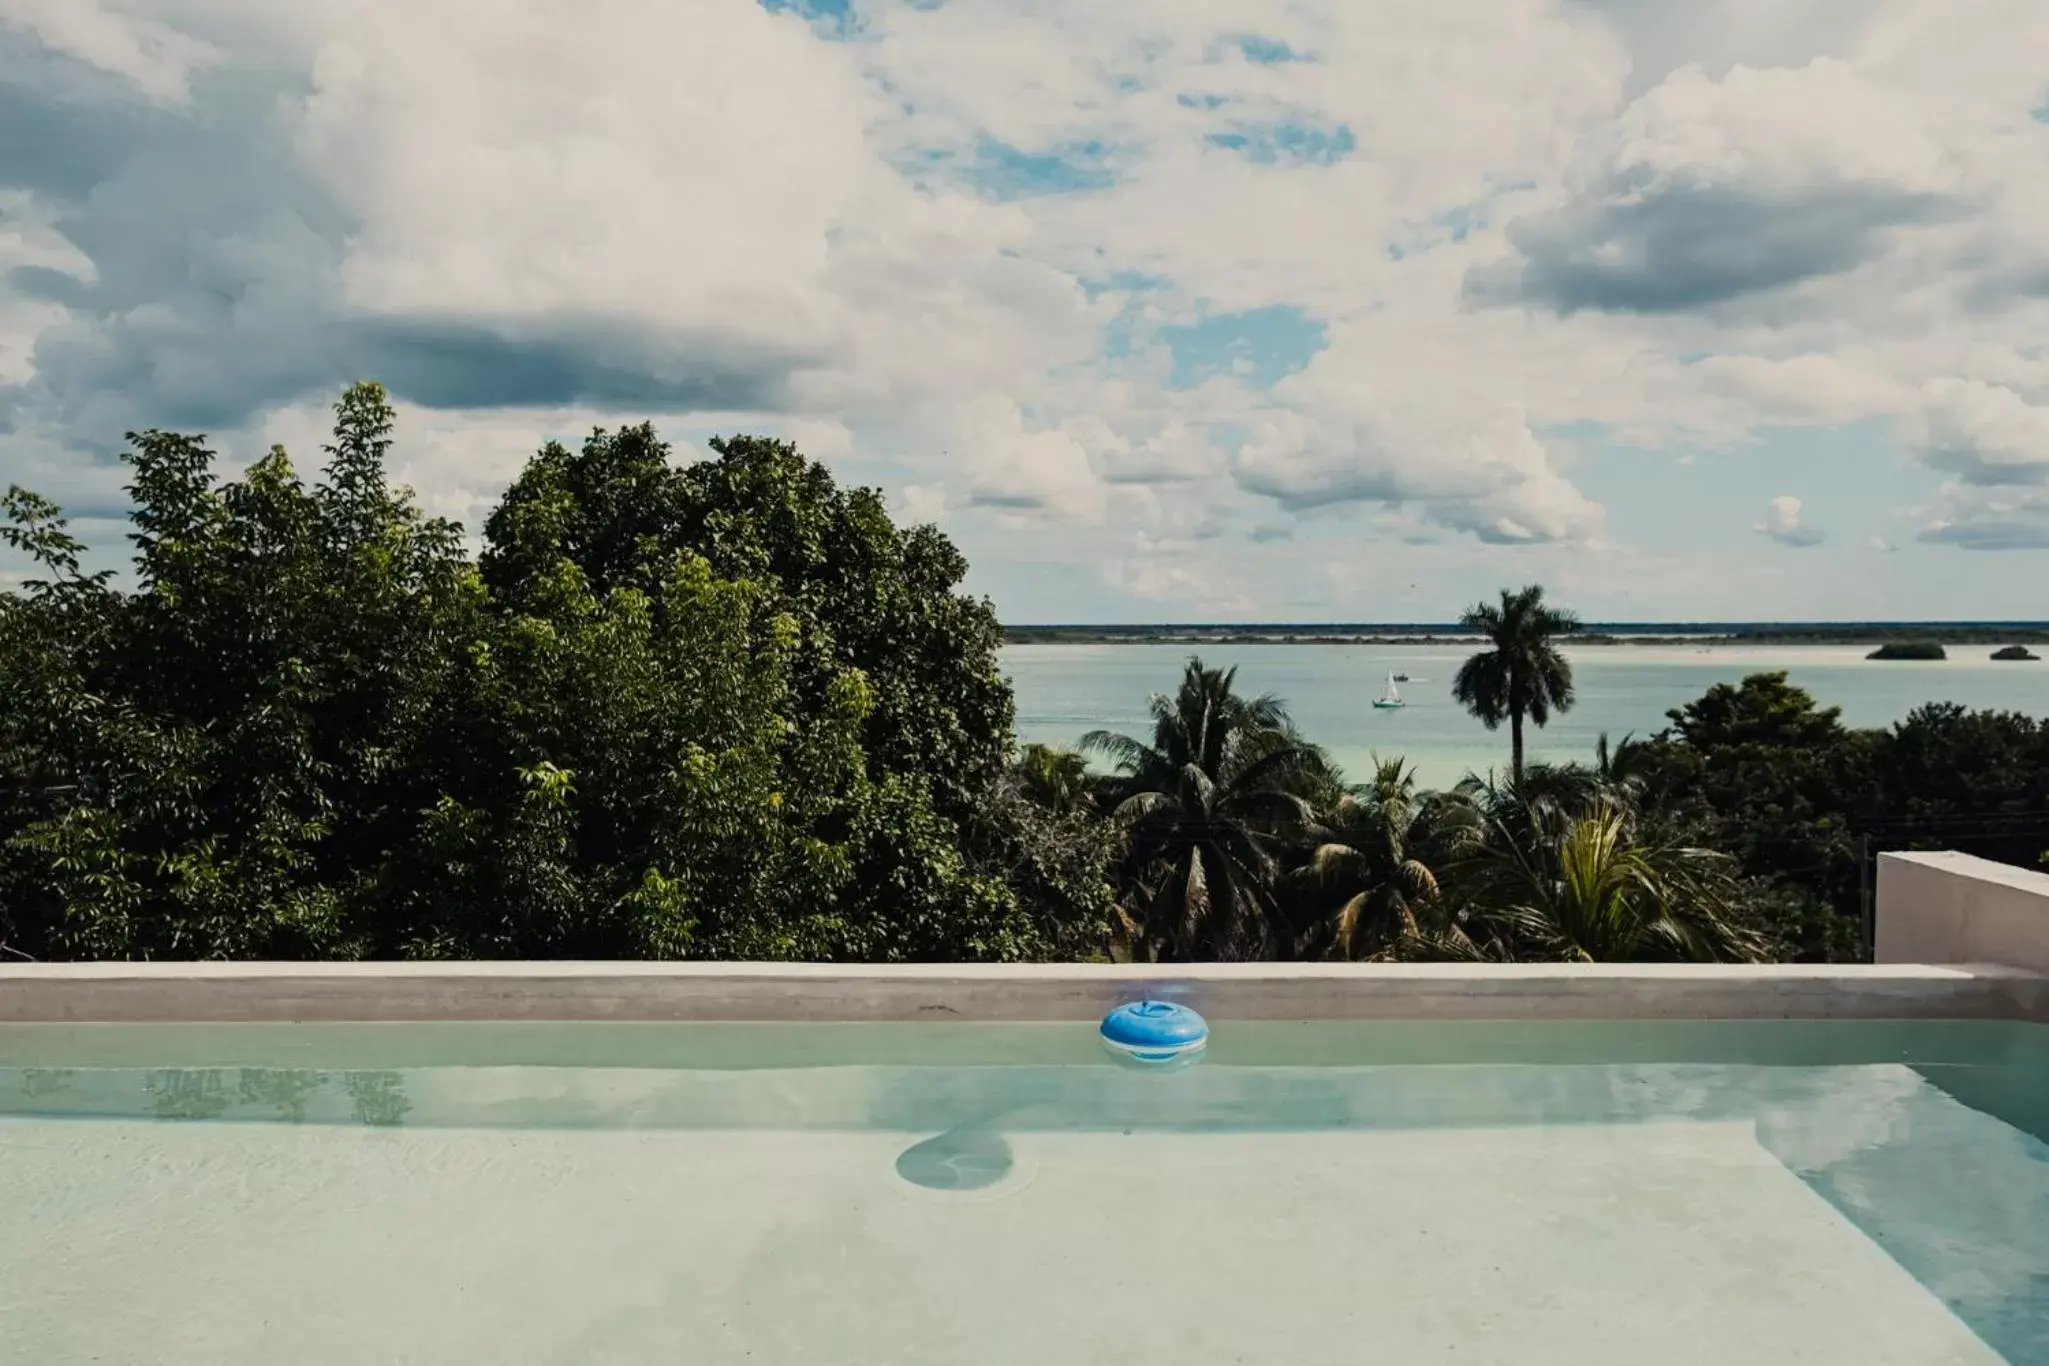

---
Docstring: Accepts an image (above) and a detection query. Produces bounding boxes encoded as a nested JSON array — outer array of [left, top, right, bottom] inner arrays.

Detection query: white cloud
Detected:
[[955, 398, 1110, 524], [1107, 558, 1255, 615], [0, 0, 218, 103], [1900, 379, 2049, 487], [1756, 494, 1825, 546], [8, 0, 2049, 618], [893, 483, 951, 526], [0, 191, 88, 385], [1605, 58, 1954, 194], [1688, 353, 1914, 427], [1918, 484, 2049, 551], [283, 0, 1103, 421], [295, 5, 868, 330], [1230, 402, 1605, 544], [1465, 58, 1963, 316], [1094, 420, 1217, 486]]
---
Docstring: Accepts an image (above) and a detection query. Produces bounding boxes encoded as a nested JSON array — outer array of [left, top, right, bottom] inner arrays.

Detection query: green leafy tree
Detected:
[[1656, 682, 2049, 960], [1665, 671, 1848, 750], [1872, 704, 2049, 866], [0, 387, 1100, 963], [0, 488, 126, 958], [482, 428, 1011, 818], [386, 546, 888, 959], [1645, 672, 1874, 960], [1452, 585, 1581, 782], [1083, 659, 1325, 961], [475, 423, 1094, 960], [0, 385, 476, 958]]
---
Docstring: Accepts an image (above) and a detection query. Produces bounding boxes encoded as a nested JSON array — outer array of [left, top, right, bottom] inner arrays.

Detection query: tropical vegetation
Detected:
[[1450, 584, 1580, 782], [5, 384, 2047, 965], [1080, 662, 1329, 961]]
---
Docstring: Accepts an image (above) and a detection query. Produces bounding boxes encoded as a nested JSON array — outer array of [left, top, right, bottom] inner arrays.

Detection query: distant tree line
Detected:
[[1002, 623, 2049, 648], [4, 388, 2046, 964]]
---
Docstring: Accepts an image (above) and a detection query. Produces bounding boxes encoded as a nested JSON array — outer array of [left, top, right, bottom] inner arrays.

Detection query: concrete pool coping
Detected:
[[3, 961, 2047, 1023]]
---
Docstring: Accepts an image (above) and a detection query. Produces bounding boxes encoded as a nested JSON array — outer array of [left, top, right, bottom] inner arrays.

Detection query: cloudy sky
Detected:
[[4, 0, 2049, 622]]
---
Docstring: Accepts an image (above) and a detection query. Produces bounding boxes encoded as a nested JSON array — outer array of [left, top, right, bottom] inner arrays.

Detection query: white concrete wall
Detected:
[[2, 960, 2044, 1023], [1878, 850, 2049, 975]]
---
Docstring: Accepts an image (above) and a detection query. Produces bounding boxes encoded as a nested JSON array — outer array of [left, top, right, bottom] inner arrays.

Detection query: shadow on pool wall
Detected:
[[1912, 1062, 2049, 1145]]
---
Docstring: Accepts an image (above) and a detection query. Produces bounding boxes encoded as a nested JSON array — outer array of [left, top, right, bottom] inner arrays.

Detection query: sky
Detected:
[[3, 0, 2049, 622]]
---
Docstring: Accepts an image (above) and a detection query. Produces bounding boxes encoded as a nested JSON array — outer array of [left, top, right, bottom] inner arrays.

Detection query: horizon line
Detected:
[[1001, 619, 2049, 630]]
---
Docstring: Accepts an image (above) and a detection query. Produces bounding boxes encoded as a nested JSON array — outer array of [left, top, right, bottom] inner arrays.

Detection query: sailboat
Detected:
[[1371, 672, 1405, 710]]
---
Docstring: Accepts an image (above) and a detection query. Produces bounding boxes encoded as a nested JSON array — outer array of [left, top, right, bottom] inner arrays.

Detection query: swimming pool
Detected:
[[4, 1011, 2047, 1364]]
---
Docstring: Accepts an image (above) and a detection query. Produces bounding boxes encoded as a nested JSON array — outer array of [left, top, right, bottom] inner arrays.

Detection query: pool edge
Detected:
[[3, 962, 2045, 1024]]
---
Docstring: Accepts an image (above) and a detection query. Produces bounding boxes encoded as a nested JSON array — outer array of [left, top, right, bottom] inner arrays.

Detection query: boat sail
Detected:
[[1371, 672, 1405, 710]]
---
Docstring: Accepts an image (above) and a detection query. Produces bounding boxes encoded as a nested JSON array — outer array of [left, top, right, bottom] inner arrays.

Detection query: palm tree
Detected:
[[1496, 759, 1601, 815], [1294, 757, 1482, 959], [1082, 658, 1325, 961], [1450, 789, 1766, 963], [1452, 584, 1581, 783], [1593, 730, 1648, 782], [1487, 732, 1654, 817], [1013, 742, 1095, 815]]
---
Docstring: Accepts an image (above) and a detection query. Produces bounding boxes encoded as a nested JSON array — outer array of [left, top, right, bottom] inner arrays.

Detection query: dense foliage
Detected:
[[1632, 674, 2049, 959], [0, 385, 1111, 962], [1082, 664, 1766, 964], [5, 391, 2045, 965]]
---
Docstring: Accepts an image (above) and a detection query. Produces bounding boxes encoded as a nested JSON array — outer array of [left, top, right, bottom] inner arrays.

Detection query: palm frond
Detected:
[[1079, 729, 1155, 774], [1331, 891, 1373, 960]]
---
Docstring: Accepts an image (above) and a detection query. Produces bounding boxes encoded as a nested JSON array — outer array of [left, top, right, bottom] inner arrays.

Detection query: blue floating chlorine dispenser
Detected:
[[1099, 999, 1209, 1065]]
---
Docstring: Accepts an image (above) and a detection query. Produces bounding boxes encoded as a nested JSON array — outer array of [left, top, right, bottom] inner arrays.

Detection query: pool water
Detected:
[[4, 1020, 2048, 1364]]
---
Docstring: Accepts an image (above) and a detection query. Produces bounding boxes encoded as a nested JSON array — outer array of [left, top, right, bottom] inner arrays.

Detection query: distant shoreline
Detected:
[[1002, 623, 2049, 647]]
